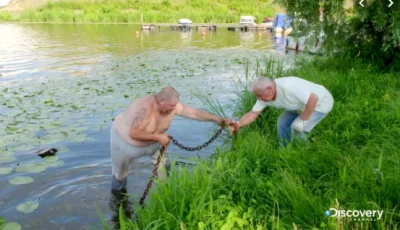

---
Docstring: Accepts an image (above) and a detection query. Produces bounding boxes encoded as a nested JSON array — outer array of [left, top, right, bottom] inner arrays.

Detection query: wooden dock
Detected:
[[141, 23, 273, 32]]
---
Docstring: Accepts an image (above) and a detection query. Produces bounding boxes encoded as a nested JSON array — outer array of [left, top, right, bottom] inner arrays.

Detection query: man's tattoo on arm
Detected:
[[131, 108, 147, 128]]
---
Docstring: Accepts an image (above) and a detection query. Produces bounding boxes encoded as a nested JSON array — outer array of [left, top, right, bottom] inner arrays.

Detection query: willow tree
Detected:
[[276, 0, 400, 70]]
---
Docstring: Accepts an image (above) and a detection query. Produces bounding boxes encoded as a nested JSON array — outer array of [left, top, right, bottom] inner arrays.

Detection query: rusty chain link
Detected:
[[170, 127, 223, 152], [139, 146, 165, 206], [139, 126, 224, 206]]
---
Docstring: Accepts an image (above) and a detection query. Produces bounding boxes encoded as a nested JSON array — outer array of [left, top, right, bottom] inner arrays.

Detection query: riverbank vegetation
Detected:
[[102, 56, 400, 229], [0, 0, 282, 23]]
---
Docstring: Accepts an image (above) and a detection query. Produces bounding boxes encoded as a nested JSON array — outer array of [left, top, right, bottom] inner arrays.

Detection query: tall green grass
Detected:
[[0, 12, 13, 21], [108, 56, 400, 229], [0, 0, 281, 23]]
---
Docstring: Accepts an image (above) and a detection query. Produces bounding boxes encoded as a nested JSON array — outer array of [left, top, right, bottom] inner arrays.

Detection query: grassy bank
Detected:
[[108, 56, 400, 229], [0, 0, 281, 23]]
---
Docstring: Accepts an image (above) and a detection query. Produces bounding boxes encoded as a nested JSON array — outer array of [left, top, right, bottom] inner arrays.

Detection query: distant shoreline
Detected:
[[0, 0, 283, 24]]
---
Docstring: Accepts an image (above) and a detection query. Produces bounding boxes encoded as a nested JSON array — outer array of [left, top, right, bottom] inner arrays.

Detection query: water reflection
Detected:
[[239, 31, 255, 45], [180, 31, 192, 45], [274, 33, 288, 55]]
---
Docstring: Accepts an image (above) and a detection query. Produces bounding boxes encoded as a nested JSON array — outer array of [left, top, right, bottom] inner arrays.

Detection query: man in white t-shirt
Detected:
[[230, 76, 334, 147]]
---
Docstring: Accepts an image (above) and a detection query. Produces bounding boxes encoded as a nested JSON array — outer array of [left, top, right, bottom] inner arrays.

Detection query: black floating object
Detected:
[[36, 148, 58, 158]]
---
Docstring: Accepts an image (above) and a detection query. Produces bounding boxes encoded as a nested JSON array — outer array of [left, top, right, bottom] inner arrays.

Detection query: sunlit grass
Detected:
[[0, 0, 281, 23], [107, 56, 400, 229]]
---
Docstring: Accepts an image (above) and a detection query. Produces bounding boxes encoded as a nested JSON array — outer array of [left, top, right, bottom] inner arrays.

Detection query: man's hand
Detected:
[[217, 118, 233, 128], [229, 121, 240, 135], [291, 117, 306, 132], [158, 134, 171, 147]]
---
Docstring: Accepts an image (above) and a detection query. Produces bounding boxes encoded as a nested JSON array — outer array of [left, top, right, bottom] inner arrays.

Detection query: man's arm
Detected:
[[175, 102, 223, 124], [129, 107, 161, 142], [300, 93, 318, 120], [237, 110, 261, 128]]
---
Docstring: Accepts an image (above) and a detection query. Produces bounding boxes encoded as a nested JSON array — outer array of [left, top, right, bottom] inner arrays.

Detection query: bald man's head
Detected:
[[156, 86, 179, 102], [252, 76, 276, 101], [155, 86, 179, 114]]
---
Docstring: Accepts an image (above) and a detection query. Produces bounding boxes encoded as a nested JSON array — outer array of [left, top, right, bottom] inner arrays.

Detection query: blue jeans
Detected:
[[277, 110, 327, 147]]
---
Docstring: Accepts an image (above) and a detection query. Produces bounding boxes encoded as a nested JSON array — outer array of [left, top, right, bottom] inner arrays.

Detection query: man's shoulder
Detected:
[[131, 96, 155, 111], [275, 76, 301, 82], [276, 76, 311, 87]]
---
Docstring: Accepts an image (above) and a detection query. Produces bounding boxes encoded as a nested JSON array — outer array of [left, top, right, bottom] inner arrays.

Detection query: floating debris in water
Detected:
[[36, 148, 58, 158]]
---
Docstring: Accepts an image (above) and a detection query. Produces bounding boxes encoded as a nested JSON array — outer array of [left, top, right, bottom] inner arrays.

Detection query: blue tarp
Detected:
[[274, 14, 292, 28]]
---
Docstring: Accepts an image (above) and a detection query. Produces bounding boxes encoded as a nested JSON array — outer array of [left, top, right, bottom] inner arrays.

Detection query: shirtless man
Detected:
[[110, 86, 230, 191]]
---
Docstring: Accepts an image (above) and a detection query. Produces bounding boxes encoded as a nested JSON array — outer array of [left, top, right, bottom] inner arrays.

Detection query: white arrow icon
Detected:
[[359, 0, 364, 7], [389, 0, 393, 7]]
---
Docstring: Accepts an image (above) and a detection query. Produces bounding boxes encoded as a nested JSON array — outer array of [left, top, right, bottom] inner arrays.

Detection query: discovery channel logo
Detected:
[[325, 208, 383, 222]]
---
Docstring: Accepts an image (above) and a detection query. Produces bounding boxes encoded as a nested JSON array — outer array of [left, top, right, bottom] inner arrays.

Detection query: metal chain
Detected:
[[170, 127, 223, 151], [139, 126, 224, 206], [139, 146, 165, 207]]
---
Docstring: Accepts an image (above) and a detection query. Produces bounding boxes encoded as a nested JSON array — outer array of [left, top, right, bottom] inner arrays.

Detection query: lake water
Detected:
[[0, 23, 295, 229]]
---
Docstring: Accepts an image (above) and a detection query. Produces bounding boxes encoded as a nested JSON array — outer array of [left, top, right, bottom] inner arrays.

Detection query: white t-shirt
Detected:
[[252, 77, 334, 113]]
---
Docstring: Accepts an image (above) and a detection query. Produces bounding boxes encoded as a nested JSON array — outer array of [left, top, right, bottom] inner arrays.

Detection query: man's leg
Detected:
[[110, 127, 130, 191], [110, 126, 148, 191], [291, 111, 327, 143], [277, 111, 298, 147]]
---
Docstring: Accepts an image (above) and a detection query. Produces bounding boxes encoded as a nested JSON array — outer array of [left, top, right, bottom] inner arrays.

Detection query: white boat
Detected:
[[238, 16, 257, 26], [285, 31, 325, 54], [178, 18, 192, 25]]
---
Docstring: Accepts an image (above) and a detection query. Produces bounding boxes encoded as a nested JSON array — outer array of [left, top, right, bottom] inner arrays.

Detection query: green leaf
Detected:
[[95, 203, 110, 230], [17, 201, 39, 213], [43, 161, 65, 168], [58, 146, 70, 153], [9, 176, 34, 185], [43, 156, 59, 163], [0, 156, 16, 163], [0, 216, 5, 227], [0, 167, 13, 175], [2, 222, 21, 230], [16, 163, 47, 173], [198, 222, 205, 230]]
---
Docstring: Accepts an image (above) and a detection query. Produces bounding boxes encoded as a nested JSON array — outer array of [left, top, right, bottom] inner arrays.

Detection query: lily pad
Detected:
[[58, 146, 70, 153], [0, 150, 15, 157], [2, 222, 21, 230], [16, 163, 47, 173], [43, 156, 59, 163], [44, 160, 65, 168], [70, 134, 88, 143], [0, 156, 16, 163], [9, 176, 34, 185], [17, 201, 39, 213], [0, 167, 13, 175]]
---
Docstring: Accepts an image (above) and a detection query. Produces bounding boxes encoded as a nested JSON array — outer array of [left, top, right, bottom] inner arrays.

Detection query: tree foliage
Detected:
[[277, 0, 400, 70]]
